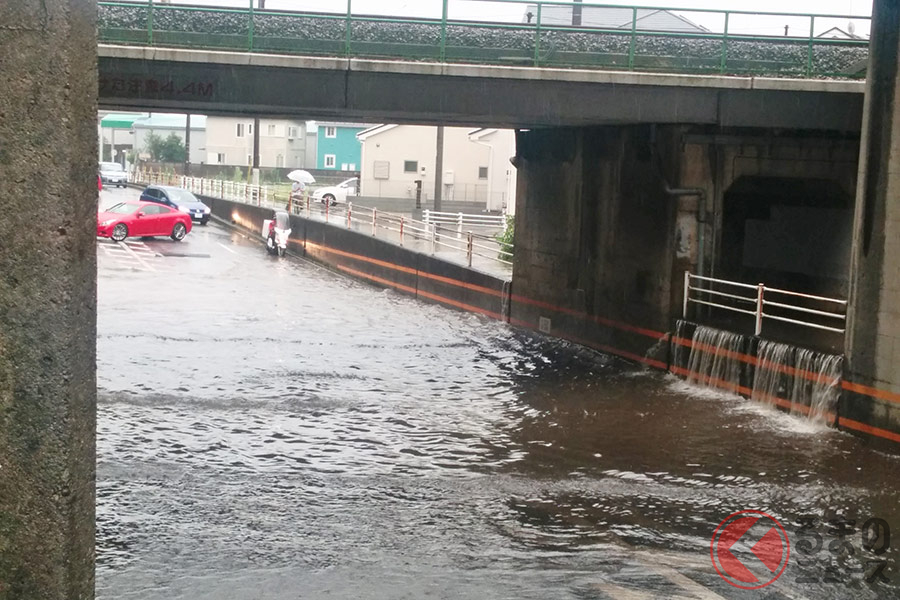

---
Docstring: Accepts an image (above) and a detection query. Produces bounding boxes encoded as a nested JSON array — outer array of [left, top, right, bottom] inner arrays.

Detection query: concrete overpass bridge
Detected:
[[97, 1, 870, 130]]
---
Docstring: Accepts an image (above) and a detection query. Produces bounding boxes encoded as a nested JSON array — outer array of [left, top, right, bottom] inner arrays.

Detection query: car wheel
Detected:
[[200, 217, 209, 226], [323, 194, 335, 205], [111, 223, 128, 242], [171, 222, 187, 241]]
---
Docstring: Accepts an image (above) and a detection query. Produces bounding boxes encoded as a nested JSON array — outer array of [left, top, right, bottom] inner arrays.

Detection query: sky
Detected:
[[164, 0, 873, 36]]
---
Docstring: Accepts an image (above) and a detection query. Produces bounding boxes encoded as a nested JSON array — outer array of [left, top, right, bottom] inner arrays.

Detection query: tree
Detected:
[[145, 131, 186, 163]]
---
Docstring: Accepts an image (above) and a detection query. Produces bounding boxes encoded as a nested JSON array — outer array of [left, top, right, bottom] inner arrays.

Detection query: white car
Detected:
[[100, 162, 128, 188], [312, 177, 358, 205]]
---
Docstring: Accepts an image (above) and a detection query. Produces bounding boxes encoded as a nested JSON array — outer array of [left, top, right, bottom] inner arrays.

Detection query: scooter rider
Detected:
[[266, 209, 292, 256]]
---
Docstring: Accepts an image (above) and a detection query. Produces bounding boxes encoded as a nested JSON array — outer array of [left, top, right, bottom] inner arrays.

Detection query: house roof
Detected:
[[132, 114, 207, 130], [523, 5, 707, 33], [356, 124, 397, 140], [468, 128, 502, 141], [816, 26, 865, 40], [317, 121, 372, 129]]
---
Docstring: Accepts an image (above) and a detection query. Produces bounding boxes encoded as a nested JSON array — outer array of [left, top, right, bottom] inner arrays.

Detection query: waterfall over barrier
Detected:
[[675, 321, 747, 394], [672, 320, 843, 424]]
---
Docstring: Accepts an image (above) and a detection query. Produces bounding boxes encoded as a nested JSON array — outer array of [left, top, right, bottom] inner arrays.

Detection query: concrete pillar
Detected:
[[846, 0, 900, 393], [0, 1, 97, 598]]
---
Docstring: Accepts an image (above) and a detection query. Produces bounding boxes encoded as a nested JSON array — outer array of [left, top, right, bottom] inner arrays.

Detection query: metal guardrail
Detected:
[[131, 170, 514, 270], [97, 1, 870, 79], [423, 210, 506, 238], [682, 271, 847, 336]]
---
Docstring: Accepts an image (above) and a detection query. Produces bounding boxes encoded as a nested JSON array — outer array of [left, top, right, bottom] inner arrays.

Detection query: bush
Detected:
[[496, 215, 514, 262]]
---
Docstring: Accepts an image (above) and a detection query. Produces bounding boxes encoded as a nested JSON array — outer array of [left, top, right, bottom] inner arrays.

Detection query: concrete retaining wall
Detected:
[[203, 196, 510, 322]]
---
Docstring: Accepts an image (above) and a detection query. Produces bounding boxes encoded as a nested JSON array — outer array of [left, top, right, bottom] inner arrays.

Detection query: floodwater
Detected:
[[97, 187, 900, 599]]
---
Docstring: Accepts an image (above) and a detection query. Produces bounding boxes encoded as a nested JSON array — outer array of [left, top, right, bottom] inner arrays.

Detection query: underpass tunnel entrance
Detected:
[[719, 176, 854, 299]]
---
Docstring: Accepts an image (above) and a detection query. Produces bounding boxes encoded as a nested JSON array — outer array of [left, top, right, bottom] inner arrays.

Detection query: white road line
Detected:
[[643, 564, 726, 600], [117, 241, 156, 272], [217, 242, 238, 254]]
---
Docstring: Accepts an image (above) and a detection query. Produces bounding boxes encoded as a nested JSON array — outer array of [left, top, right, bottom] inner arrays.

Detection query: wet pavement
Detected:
[[97, 187, 900, 599]]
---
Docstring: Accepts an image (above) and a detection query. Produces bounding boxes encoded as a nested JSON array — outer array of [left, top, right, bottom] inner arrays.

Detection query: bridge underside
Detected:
[[99, 46, 863, 131]]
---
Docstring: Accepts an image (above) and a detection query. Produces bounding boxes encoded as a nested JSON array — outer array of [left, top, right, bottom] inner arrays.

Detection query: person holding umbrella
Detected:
[[287, 169, 315, 212]]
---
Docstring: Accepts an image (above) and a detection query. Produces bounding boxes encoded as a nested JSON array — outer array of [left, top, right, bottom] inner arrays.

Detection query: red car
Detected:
[[97, 201, 192, 242]]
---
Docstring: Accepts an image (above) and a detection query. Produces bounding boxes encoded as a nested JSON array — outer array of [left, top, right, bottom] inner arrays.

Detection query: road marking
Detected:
[[116, 241, 156, 272], [643, 564, 726, 600], [217, 242, 237, 254], [592, 583, 695, 600]]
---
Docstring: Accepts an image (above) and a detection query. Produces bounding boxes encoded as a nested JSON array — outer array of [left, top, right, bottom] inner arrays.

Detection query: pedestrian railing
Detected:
[[422, 210, 506, 238], [97, 1, 870, 79], [131, 169, 513, 270], [297, 198, 512, 269], [682, 272, 847, 336]]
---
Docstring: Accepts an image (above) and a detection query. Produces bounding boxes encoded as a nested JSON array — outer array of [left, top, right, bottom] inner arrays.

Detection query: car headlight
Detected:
[[178, 206, 191, 213], [100, 219, 115, 226], [204, 207, 210, 214]]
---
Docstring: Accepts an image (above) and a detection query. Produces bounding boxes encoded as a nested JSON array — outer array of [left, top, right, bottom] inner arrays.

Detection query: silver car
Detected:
[[100, 162, 128, 188]]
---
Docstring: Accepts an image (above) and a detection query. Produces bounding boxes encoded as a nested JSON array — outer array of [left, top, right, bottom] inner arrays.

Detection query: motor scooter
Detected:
[[263, 210, 291, 257]]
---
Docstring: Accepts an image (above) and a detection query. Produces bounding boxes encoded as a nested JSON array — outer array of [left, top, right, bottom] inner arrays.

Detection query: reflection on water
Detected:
[[97, 236, 900, 599]]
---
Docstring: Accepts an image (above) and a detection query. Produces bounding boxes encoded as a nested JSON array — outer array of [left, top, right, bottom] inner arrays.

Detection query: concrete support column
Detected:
[[0, 1, 97, 598], [846, 0, 900, 393]]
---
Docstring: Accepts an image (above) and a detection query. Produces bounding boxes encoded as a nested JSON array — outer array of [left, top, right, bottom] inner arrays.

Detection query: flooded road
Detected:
[[97, 187, 900, 599]]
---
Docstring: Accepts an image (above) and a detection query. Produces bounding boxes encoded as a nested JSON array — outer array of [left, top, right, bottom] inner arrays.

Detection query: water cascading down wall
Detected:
[[671, 321, 844, 425]]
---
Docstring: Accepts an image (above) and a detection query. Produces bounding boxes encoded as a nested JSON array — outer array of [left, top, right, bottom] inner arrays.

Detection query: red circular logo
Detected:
[[710, 510, 790, 589]]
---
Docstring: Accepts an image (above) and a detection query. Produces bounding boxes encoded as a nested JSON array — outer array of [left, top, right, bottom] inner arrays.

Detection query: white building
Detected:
[[205, 117, 316, 168], [357, 125, 516, 212]]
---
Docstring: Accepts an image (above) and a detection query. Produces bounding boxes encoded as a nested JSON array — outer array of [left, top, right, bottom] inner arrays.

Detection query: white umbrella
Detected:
[[286, 169, 315, 184]]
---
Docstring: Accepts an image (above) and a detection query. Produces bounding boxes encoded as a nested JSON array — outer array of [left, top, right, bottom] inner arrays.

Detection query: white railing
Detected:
[[682, 271, 847, 335], [422, 210, 506, 238], [298, 199, 513, 268], [131, 169, 513, 270]]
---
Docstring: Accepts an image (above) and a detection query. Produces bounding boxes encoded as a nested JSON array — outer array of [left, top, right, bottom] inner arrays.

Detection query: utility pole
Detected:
[[573, 0, 582, 26], [434, 125, 444, 212], [252, 0, 264, 185], [184, 113, 191, 176]]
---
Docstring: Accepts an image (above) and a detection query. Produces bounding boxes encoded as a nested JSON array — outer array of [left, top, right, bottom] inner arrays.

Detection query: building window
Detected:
[[324, 154, 336, 168], [324, 126, 337, 138], [267, 124, 276, 136], [236, 123, 245, 138], [248, 123, 253, 135], [217, 153, 226, 164], [373, 160, 390, 180], [404, 160, 418, 173], [478, 166, 489, 179], [287, 126, 298, 138], [276, 154, 284, 168]]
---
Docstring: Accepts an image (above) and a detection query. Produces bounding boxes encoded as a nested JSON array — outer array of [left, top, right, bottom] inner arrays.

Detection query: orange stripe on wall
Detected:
[[842, 380, 900, 406], [416, 270, 506, 298], [335, 264, 504, 321], [306, 240, 418, 275], [671, 335, 841, 387], [838, 417, 900, 444]]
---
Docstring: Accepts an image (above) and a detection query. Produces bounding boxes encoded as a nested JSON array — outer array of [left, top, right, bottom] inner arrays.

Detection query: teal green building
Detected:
[[316, 122, 368, 171]]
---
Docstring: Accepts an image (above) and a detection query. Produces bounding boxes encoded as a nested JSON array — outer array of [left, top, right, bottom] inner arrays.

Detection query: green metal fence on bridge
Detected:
[[98, 0, 870, 79]]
